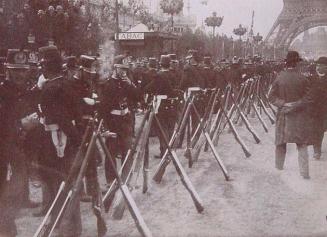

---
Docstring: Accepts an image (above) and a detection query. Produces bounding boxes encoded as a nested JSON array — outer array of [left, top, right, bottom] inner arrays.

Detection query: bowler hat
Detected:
[[285, 51, 302, 63], [316, 57, 327, 65]]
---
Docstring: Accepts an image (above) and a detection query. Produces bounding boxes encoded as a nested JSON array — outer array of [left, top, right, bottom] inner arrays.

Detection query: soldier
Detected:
[[144, 55, 178, 158], [36, 45, 83, 236], [63, 55, 78, 79], [202, 56, 216, 88], [141, 57, 158, 90], [226, 56, 243, 90], [0, 47, 44, 236], [168, 53, 182, 89], [98, 60, 140, 185], [179, 50, 207, 90]]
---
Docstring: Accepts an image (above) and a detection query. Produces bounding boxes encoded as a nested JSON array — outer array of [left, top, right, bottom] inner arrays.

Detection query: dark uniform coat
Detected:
[[179, 64, 207, 90], [268, 68, 311, 145]]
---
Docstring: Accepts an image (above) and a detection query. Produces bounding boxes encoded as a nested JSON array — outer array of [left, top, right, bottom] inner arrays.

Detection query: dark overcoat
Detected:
[[298, 76, 327, 143], [268, 68, 312, 145]]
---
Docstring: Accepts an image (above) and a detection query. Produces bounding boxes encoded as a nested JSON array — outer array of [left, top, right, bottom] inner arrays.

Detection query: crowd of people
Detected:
[[0, 0, 102, 55]]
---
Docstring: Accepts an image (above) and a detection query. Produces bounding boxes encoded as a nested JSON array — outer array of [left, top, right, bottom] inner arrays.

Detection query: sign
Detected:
[[115, 32, 145, 41]]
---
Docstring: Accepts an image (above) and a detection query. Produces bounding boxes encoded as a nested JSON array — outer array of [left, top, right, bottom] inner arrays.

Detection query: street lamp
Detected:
[[160, 0, 183, 51], [205, 12, 223, 37], [233, 24, 247, 57], [253, 32, 263, 56], [233, 24, 247, 40]]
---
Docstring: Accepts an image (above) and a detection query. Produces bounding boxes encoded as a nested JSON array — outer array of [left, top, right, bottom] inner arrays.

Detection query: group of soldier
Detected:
[[0, 43, 276, 236], [1, 41, 326, 236]]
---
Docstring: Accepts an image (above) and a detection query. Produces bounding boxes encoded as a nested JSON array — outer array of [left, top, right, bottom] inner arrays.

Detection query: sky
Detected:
[[146, 0, 284, 38], [189, 0, 284, 37]]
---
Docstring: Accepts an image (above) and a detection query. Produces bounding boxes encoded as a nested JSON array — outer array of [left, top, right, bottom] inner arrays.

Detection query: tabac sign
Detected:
[[115, 32, 145, 41]]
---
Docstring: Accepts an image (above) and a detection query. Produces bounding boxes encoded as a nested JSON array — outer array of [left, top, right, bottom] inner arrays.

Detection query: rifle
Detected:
[[189, 101, 230, 181], [190, 90, 220, 162], [230, 93, 261, 144], [152, 97, 194, 183], [62, 120, 107, 237], [153, 109, 204, 213], [97, 135, 153, 237], [189, 89, 217, 149], [185, 114, 193, 168], [33, 121, 94, 237], [212, 86, 234, 146], [219, 96, 252, 158], [102, 109, 151, 212], [257, 95, 275, 124], [111, 110, 155, 220]]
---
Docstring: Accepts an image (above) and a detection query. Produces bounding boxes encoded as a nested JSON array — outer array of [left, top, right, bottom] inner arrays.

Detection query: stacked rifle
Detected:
[[33, 75, 276, 237]]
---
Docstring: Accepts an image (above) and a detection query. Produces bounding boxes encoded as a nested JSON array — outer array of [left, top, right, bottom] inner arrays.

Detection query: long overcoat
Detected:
[[299, 76, 327, 143], [268, 68, 312, 145]]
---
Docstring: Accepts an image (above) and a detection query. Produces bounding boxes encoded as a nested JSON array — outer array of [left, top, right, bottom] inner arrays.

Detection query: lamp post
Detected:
[[233, 24, 247, 57], [160, 0, 184, 52], [253, 32, 263, 55], [205, 12, 223, 37]]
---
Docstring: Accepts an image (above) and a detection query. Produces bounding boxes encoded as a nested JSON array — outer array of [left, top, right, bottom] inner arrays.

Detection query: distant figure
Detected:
[[268, 51, 311, 179]]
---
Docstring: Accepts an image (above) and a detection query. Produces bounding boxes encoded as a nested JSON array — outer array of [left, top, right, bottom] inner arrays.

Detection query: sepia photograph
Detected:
[[0, 0, 327, 236]]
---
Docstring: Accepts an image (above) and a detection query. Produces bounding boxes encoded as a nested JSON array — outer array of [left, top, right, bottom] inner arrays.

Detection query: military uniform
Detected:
[[179, 51, 209, 131], [145, 55, 178, 157], [36, 46, 83, 236], [0, 79, 27, 237], [99, 63, 140, 184], [0, 48, 41, 236]]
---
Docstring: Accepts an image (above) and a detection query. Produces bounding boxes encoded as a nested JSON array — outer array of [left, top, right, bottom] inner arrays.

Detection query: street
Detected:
[[18, 115, 327, 237]]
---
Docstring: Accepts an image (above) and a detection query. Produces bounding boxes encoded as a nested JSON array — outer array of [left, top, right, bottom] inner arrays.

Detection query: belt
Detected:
[[82, 115, 93, 120], [44, 124, 59, 131], [111, 108, 129, 116]]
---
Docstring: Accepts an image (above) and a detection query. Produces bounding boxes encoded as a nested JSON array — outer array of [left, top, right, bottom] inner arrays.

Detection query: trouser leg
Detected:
[[59, 144, 82, 237], [313, 132, 324, 159], [297, 143, 309, 178], [275, 144, 286, 170]]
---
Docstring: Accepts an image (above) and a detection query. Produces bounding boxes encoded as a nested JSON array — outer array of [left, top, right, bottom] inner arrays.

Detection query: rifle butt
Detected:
[[97, 218, 107, 237], [192, 140, 204, 162], [181, 177, 204, 213], [153, 158, 170, 183], [142, 168, 149, 194], [185, 148, 193, 168], [171, 151, 204, 213], [121, 185, 153, 237], [103, 185, 118, 213], [112, 191, 126, 220], [204, 133, 230, 181]]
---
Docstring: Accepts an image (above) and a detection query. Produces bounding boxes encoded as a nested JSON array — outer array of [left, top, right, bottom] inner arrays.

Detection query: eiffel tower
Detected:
[[265, 0, 327, 49]]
